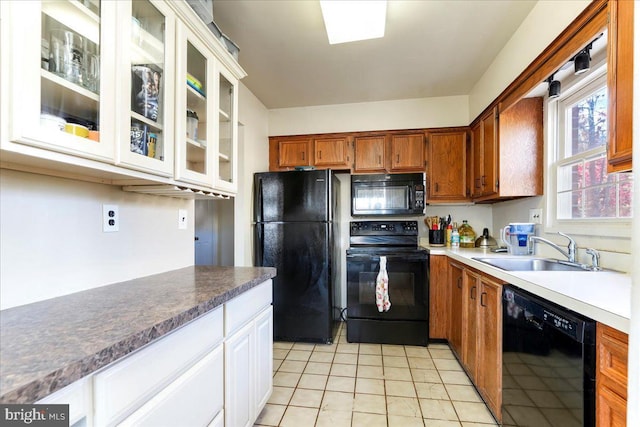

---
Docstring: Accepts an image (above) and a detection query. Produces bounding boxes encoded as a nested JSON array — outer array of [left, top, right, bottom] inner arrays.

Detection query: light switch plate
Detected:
[[529, 208, 543, 225], [178, 209, 188, 229]]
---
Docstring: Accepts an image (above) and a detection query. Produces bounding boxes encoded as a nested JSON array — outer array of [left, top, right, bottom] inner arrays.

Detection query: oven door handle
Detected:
[[347, 253, 427, 262]]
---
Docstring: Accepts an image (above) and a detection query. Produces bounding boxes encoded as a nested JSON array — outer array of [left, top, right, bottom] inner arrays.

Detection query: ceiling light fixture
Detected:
[[574, 43, 592, 75], [320, 0, 387, 45], [547, 74, 561, 99]]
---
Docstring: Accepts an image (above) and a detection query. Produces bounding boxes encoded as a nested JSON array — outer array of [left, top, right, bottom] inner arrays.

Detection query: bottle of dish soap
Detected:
[[459, 220, 476, 248], [451, 222, 460, 248]]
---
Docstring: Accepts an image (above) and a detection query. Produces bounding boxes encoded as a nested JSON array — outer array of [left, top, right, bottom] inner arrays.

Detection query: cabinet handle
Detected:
[[481, 175, 486, 186], [480, 292, 487, 307], [457, 277, 462, 289], [318, 151, 322, 160], [470, 286, 477, 300], [435, 182, 439, 192], [302, 152, 305, 161], [475, 178, 481, 189], [378, 155, 382, 165], [396, 154, 400, 163]]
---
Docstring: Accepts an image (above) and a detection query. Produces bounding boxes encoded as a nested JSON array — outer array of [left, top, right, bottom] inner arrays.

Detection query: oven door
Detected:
[[346, 250, 428, 320]]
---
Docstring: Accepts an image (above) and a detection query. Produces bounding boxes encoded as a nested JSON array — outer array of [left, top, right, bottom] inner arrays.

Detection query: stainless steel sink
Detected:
[[472, 257, 590, 272]]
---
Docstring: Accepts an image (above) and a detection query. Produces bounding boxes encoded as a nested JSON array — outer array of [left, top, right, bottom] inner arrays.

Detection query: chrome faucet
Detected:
[[529, 232, 577, 263]]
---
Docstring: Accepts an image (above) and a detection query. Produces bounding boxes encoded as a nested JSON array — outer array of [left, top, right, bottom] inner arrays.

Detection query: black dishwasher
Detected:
[[502, 285, 596, 427]]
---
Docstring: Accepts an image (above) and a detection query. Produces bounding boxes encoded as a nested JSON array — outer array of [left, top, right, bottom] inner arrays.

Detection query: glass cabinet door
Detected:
[[3, 0, 113, 161], [216, 68, 238, 192], [176, 25, 214, 185], [117, 0, 174, 176]]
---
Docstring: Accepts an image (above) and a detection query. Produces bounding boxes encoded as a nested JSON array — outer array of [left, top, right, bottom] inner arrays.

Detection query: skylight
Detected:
[[320, 0, 387, 45]]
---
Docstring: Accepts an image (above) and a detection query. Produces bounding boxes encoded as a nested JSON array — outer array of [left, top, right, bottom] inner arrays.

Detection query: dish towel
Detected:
[[376, 256, 391, 312]]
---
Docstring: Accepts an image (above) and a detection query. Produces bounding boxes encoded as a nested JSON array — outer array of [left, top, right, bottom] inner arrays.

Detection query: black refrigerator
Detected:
[[253, 169, 339, 343]]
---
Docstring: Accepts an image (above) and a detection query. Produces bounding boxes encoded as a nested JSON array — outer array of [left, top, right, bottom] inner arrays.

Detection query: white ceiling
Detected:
[[212, 0, 538, 109]]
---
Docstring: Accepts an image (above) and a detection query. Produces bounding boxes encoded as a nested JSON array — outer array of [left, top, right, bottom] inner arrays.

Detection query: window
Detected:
[[552, 71, 633, 227]]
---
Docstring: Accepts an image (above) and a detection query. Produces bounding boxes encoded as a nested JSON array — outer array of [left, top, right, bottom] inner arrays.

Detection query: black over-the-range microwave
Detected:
[[351, 173, 425, 216]]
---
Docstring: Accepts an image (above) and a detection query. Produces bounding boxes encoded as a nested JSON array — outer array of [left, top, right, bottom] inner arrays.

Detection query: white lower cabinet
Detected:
[[33, 280, 273, 427], [224, 281, 274, 427], [93, 306, 224, 426], [36, 376, 92, 427], [118, 345, 223, 427], [207, 410, 224, 427]]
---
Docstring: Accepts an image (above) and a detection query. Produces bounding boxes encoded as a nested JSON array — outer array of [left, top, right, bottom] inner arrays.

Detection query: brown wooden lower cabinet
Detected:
[[447, 261, 502, 421], [429, 255, 449, 340], [448, 260, 464, 357], [596, 323, 629, 426], [476, 275, 502, 421]]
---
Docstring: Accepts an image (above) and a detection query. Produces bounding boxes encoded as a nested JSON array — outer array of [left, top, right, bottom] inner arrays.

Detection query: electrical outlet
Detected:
[[529, 208, 543, 225], [103, 204, 119, 232], [178, 209, 188, 230]]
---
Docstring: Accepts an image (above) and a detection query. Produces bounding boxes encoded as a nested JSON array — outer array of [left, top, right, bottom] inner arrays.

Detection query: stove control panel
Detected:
[[350, 221, 419, 236]]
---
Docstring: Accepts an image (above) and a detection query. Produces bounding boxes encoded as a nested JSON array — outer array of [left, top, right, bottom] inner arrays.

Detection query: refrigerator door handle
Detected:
[[256, 178, 264, 222], [255, 224, 264, 265]]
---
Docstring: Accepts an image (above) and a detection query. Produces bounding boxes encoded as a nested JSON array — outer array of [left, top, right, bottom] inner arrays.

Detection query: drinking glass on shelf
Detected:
[[49, 29, 84, 86]]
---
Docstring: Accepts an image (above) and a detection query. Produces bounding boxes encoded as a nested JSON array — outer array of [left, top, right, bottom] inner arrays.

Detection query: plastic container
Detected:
[[451, 222, 460, 248], [64, 123, 89, 138], [186, 0, 213, 24], [186, 109, 199, 139], [458, 220, 476, 248], [40, 113, 66, 132], [221, 33, 240, 60]]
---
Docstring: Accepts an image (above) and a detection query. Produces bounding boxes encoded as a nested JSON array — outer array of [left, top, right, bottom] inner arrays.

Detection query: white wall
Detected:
[[269, 96, 469, 136], [468, 0, 591, 119], [0, 169, 194, 310], [235, 82, 270, 266]]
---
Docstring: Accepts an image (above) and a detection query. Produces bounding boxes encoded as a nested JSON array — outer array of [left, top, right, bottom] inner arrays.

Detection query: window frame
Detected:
[[545, 61, 632, 238]]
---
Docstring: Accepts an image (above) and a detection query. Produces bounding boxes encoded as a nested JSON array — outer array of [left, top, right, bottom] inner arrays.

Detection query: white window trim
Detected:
[[544, 60, 632, 239]]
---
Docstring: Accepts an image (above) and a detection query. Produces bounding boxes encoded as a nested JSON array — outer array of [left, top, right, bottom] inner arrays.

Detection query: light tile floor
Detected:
[[255, 323, 499, 427]]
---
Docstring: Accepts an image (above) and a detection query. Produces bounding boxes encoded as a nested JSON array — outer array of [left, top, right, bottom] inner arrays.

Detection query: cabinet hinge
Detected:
[[495, 180, 499, 188]]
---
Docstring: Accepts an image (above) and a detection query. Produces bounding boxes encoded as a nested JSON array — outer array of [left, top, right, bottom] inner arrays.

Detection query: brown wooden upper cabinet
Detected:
[[270, 137, 311, 170], [426, 130, 469, 202], [313, 137, 351, 169], [389, 133, 425, 172], [607, 0, 633, 173], [269, 135, 352, 171], [353, 135, 387, 173], [471, 98, 543, 202], [353, 133, 425, 173]]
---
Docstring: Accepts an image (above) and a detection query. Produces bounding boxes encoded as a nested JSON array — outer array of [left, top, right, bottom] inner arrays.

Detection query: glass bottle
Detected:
[[459, 220, 476, 248]]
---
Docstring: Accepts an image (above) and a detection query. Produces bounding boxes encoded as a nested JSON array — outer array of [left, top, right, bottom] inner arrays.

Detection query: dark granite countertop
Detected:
[[0, 266, 276, 404]]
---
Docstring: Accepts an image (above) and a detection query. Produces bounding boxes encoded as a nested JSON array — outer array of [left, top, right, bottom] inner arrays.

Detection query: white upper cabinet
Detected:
[[175, 22, 216, 186], [215, 65, 239, 193], [115, 0, 176, 177], [1, 0, 116, 161], [0, 0, 246, 196]]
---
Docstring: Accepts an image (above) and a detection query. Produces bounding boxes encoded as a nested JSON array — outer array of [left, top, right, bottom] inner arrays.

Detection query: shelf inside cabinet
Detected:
[[130, 31, 164, 66], [219, 153, 230, 162], [131, 111, 163, 132], [42, 0, 99, 44], [186, 137, 207, 150], [41, 69, 99, 121], [219, 109, 230, 122], [186, 139, 206, 165], [187, 84, 206, 101]]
